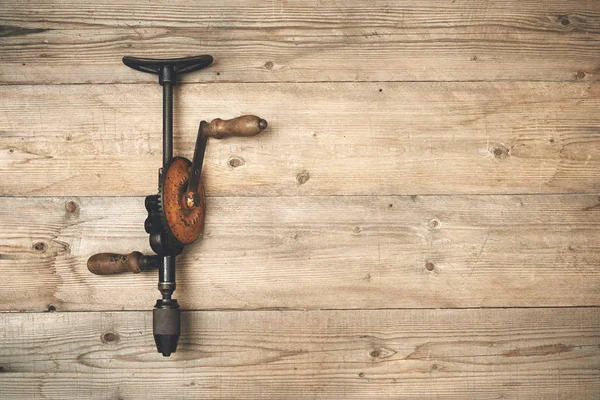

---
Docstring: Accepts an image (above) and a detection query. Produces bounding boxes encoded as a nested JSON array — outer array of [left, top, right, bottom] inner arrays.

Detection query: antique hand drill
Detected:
[[87, 55, 267, 356]]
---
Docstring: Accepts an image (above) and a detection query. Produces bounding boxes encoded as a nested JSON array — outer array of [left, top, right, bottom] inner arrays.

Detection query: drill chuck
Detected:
[[153, 299, 180, 357]]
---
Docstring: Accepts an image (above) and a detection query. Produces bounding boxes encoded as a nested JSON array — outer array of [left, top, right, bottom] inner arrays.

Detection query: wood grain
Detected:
[[0, 0, 599, 84], [0, 308, 598, 399], [1, 82, 599, 196], [1, 195, 599, 311], [2, 1, 600, 396]]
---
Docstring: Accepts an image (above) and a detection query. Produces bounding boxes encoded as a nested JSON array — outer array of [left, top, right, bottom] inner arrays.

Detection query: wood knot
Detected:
[[33, 242, 48, 252], [353, 226, 362, 234], [558, 15, 570, 25], [228, 156, 245, 168], [370, 349, 381, 358], [490, 144, 510, 159], [65, 200, 78, 214], [8, 148, 14, 153], [471, 55, 478, 61], [296, 171, 310, 185], [358, 372, 365, 378], [575, 71, 586, 80], [102, 332, 119, 343], [428, 219, 440, 229], [425, 262, 435, 271], [264, 61, 274, 70]]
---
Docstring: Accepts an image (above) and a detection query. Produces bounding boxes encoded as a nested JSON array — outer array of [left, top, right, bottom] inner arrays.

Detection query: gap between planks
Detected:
[[0, 79, 595, 87], [1, 304, 600, 314]]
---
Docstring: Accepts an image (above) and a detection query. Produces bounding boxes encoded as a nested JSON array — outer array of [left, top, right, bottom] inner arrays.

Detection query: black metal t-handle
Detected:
[[123, 55, 213, 85], [122, 54, 214, 165]]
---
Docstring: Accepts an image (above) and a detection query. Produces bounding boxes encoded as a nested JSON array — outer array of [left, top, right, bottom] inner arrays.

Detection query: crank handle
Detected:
[[87, 251, 160, 275], [187, 115, 268, 204], [201, 115, 267, 139]]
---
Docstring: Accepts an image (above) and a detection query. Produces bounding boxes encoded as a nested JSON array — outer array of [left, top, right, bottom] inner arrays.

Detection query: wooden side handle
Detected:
[[201, 115, 267, 139], [88, 251, 148, 275]]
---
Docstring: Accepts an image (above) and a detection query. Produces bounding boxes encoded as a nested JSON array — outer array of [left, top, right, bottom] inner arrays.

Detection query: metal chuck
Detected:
[[153, 298, 181, 357]]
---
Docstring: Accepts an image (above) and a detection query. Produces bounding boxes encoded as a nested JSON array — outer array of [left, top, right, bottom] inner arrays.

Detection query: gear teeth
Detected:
[[158, 157, 188, 249]]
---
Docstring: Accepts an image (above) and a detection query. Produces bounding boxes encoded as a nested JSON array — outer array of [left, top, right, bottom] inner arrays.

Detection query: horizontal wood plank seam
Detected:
[[2, 305, 600, 314], [0, 192, 598, 199], [0, 79, 594, 86]]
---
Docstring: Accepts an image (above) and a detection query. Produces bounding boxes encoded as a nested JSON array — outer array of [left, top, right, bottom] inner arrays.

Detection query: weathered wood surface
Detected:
[[2, 0, 600, 397], [1, 82, 599, 197], [0, 0, 599, 84], [1, 195, 599, 311], [0, 308, 598, 399]]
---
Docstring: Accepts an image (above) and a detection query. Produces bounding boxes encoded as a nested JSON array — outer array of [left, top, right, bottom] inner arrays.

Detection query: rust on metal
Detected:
[[162, 157, 205, 245]]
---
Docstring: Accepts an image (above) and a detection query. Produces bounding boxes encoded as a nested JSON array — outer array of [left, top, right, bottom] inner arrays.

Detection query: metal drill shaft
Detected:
[[162, 81, 173, 166], [154, 65, 180, 357]]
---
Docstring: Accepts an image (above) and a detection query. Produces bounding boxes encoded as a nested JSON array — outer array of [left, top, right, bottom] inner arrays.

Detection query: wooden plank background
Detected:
[[0, 0, 599, 84], [1, 195, 599, 311], [0, 0, 599, 398], [1, 309, 599, 399], [1, 82, 599, 196]]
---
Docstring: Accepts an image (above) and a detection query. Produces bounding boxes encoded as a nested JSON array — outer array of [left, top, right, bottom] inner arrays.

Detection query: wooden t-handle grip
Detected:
[[87, 251, 151, 275], [201, 115, 267, 139]]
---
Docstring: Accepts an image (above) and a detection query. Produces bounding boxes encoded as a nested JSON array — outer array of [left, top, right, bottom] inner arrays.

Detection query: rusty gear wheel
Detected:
[[158, 156, 206, 246]]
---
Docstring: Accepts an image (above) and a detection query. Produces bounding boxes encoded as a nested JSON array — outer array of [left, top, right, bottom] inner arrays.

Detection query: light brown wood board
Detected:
[[1, 82, 599, 196], [0, 308, 598, 399], [0, 195, 598, 311], [0, 0, 599, 84]]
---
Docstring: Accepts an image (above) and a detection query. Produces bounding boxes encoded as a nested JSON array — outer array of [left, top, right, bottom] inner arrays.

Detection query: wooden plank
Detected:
[[1, 194, 599, 311], [0, 308, 598, 399], [0, 0, 599, 84], [1, 82, 599, 196]]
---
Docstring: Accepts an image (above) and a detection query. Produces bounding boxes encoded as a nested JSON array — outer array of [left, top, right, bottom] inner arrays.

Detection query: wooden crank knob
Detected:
[[201, 115, 267, 139]]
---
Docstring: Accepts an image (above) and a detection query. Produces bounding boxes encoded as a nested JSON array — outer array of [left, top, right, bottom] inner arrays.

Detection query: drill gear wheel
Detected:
[[145, 156, 205, 255]]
